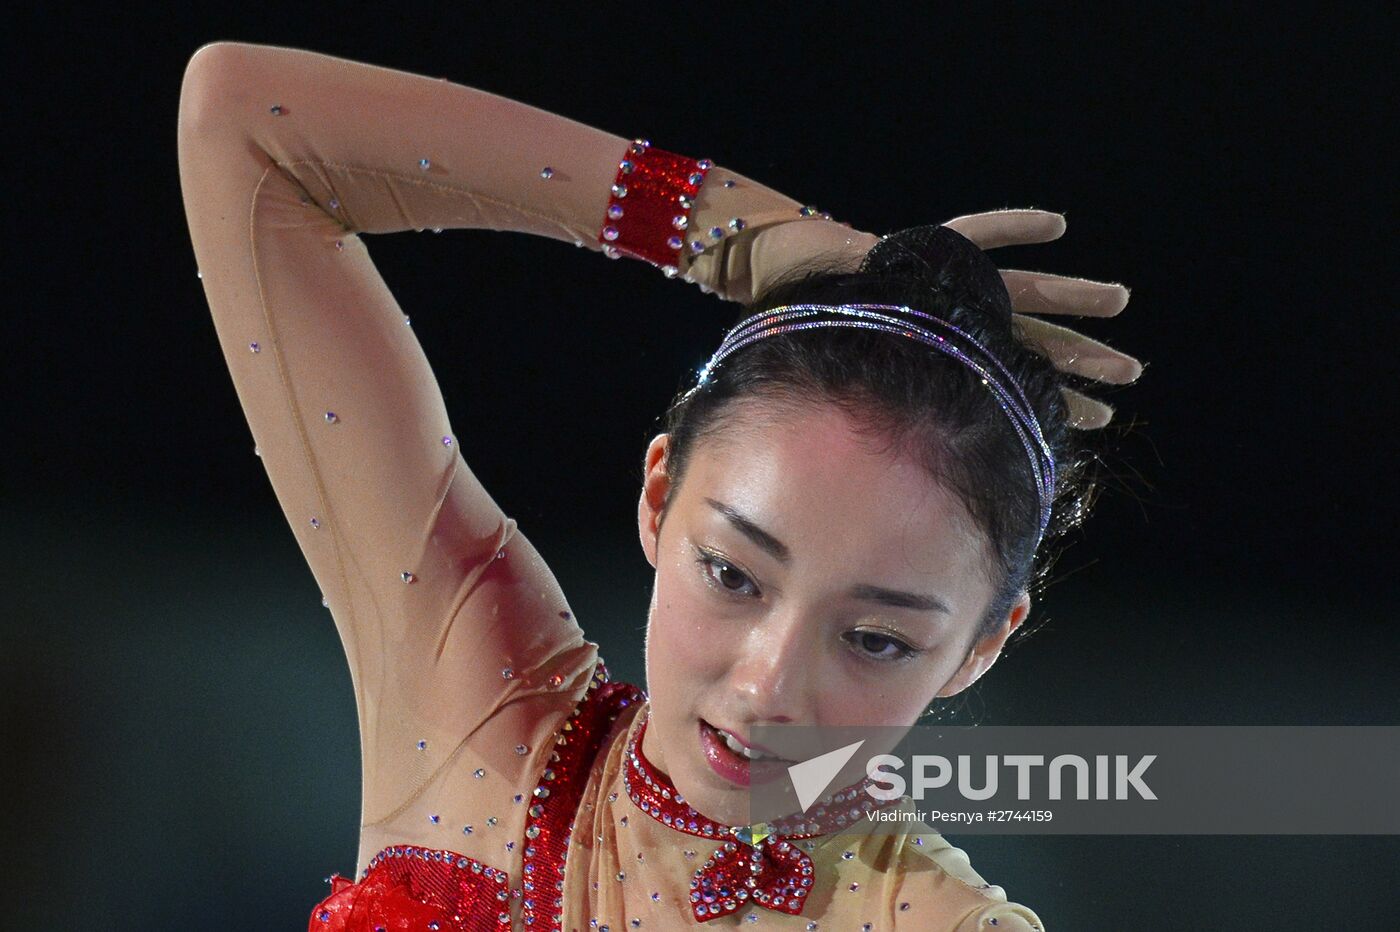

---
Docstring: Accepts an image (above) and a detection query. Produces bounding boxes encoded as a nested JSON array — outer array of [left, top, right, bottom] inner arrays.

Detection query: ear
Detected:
[[637, 433, 673, 568], [935, 590, 1032, 698]]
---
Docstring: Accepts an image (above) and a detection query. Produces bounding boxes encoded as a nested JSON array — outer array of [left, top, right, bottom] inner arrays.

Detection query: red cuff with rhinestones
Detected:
[[597, 139, 713, 272]]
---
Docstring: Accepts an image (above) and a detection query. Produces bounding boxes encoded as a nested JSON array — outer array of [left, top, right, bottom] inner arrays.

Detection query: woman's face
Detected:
[[637, 399, 1030, 825]]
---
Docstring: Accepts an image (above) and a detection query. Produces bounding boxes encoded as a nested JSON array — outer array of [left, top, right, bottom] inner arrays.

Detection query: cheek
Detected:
[[817, 647, 965, 729], [646, 565, 733, 689]]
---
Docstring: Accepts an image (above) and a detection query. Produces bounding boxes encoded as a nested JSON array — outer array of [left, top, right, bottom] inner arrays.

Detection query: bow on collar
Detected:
[[689, 828, 815, 922], [624, 718, 824, 922]]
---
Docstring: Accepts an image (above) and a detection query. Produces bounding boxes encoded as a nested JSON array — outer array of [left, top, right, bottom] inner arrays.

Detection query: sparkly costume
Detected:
[[178, 42, 1045, 930]]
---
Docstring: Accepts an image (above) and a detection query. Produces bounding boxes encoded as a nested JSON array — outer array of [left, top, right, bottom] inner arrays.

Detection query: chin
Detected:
[[648, 709, 758, 826], [677, 779, 750, 828], [680, 766, 750, 822]]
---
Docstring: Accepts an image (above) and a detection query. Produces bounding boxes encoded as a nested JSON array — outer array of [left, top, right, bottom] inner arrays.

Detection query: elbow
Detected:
[[178, 41, 265, 139]]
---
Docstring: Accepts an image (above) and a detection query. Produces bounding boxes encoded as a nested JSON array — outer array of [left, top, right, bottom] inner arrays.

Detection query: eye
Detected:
[[843, 630, 919, 662], [694, 548, 760, 598]]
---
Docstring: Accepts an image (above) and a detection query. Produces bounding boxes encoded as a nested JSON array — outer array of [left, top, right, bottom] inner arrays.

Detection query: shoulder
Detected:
[[824, 814, 1046, 931], [946, 895, 1047, 929], [951, 899, 1046, 931], [902, 830, 997, 891], [900, 831, 1046, 931]]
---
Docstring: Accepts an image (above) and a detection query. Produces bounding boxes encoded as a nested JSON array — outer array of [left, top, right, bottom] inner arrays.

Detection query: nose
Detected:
[[724, 607, 814, 724]]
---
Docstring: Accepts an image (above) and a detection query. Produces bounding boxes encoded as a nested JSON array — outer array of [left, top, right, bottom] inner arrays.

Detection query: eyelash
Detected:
[[692, 548, 922, 663]]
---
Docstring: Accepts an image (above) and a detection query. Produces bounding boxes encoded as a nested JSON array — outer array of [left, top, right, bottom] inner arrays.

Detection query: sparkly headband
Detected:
[[691, 303, 1057, 544]]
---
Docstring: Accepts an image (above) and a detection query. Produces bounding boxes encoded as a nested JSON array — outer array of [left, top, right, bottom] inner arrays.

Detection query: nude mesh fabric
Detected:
[[177, 41, 1045, 930]]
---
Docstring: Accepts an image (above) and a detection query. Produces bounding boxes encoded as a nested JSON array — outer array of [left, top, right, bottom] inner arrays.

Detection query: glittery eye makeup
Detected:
[[691, 543, 928, 665], [842, 628, 922, 663], [692, 545, 760, 598]]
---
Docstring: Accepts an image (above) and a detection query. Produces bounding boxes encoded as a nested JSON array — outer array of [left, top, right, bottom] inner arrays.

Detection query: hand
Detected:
[[732, 209, 1139, 429], [942, 209, 1142, 429]]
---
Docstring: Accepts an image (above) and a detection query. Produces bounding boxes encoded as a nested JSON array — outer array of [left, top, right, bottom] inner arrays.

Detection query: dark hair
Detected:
[[657, 225, 1101, 644]]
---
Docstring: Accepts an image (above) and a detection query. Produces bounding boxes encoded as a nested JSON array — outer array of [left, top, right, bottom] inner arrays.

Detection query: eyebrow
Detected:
[[703, 498, 953, 615]]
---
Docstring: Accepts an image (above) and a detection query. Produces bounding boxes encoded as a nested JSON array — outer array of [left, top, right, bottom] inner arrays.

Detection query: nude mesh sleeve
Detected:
[[175, 41, 828, 834]]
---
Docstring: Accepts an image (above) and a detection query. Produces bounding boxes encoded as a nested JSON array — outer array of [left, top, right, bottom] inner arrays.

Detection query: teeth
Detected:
[[717, 727, 770, 761]]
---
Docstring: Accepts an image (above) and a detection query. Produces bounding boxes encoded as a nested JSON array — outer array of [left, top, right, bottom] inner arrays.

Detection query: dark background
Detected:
[[5, 4, 1397, 929]]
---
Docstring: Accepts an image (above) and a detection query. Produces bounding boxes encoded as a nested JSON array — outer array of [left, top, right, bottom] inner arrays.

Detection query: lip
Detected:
[[699, 720, 789, 787], [714, 727, 781, 758]]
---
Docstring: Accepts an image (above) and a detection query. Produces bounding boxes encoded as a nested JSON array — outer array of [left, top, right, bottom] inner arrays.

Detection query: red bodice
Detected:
[[307, 674, 644, 932]]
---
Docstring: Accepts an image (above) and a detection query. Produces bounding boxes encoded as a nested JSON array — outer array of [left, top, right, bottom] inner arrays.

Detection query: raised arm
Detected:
[[174, 41, 1135, 871], [175, 41, 829, 850]]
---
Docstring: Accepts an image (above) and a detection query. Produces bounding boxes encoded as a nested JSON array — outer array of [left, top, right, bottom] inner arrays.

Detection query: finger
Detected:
[[1014, 314, 1144, 384], [1061, 388, 1114, 429], [1002, 269, 1131, 317], [942, 209, 1066, 250]]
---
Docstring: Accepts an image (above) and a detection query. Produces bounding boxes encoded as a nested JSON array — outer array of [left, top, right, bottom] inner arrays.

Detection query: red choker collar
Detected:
[[623, 714, 892, 923]]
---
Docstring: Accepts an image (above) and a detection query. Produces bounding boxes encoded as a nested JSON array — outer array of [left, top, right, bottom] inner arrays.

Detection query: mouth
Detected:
[[716, 725, 782, 760], [698, 719, 792, 787]]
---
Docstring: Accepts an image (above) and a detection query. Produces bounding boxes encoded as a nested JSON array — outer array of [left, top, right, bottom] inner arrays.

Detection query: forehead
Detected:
[[677, 399, 990, 588]]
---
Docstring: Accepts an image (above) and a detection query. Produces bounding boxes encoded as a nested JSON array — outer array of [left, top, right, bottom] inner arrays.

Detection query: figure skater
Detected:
[[177, 41, 1140, 931]]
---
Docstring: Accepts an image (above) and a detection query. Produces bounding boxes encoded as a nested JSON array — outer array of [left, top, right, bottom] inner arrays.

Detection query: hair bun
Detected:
[[860, 224, 1014, 327]]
